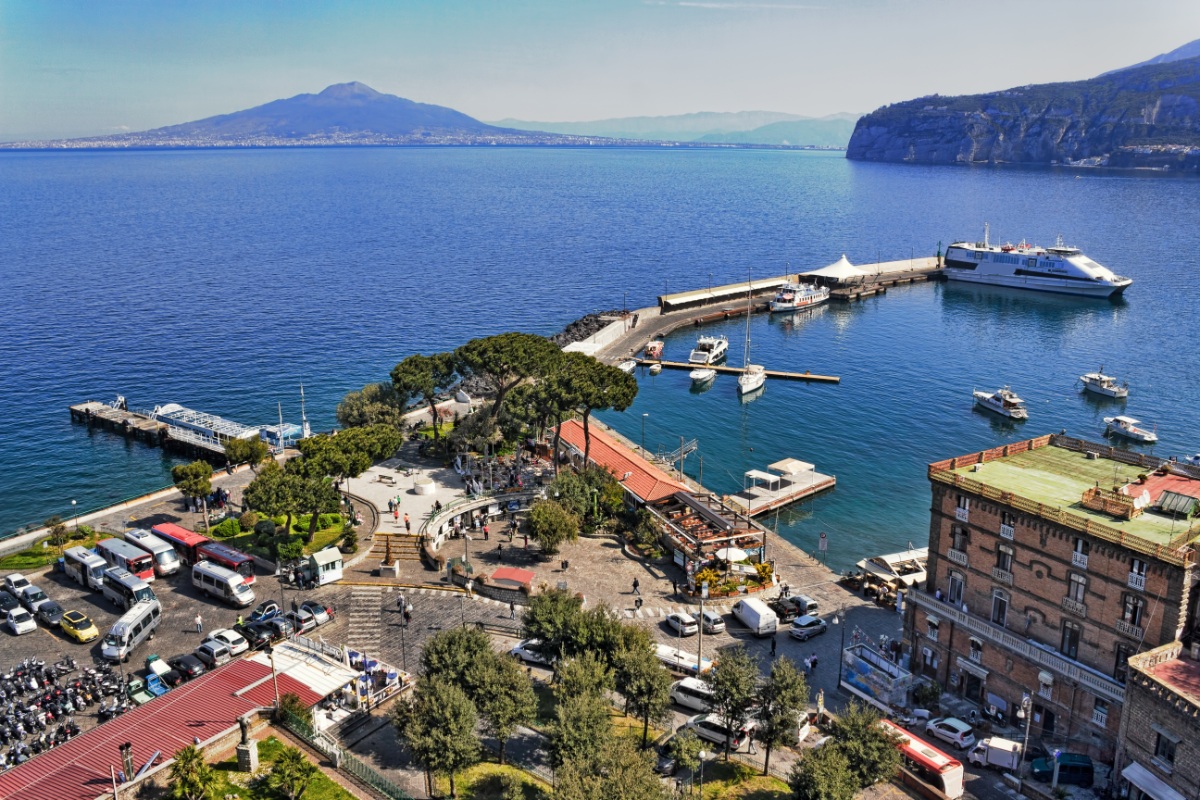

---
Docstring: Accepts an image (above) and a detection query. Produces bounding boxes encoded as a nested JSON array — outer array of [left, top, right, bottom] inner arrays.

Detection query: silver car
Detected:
[[700, 609, 726, 634], [666, 612, 699, 636]]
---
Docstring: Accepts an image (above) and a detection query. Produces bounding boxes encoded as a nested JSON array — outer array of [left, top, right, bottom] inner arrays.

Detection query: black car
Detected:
[[168, 654, 207, 680], [158, 668, 185, 688], [768, 596, 803, 623], [235, 621, 275, 650], [0, 591, 19, 614]]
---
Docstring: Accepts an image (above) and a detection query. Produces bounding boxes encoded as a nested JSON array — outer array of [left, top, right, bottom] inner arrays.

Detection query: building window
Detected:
[[948, 571, 965, 606], [1122, 594, 1146, 626], [1155, 733, 1177, 765], [951, 525, 969, 551], [1115, 644, 1134, 684], [1092, 698, 1109, 726], [927, 619, 939, 642], [1068, 573, 1087, 602], [1001, 511, 1016, 527], [1072, 537, 1090, 569], [956, 494, 969, 510], [1061, 621, 1081, 660], [996, 545, 1014, 572], [1074, 538, 1090, 556], [1131, 558, 1147, 577], [992, 589, 1009, 627], [969, 638, 983, 663]]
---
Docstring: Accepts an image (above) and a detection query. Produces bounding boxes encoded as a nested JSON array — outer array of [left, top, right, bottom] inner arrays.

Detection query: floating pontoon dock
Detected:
[[637, 360, 840, 384], [723, 457, 837, 516]]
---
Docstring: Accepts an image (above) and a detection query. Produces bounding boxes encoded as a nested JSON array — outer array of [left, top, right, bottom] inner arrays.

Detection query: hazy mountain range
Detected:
[[1099, 37, 1200, 76]]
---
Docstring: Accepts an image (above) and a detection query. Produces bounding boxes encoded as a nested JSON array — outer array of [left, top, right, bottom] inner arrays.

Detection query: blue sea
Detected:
[[1, 147, 1197, 570]]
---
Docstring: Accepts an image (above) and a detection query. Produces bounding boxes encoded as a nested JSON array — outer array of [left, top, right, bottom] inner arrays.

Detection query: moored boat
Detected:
[[649, 363, 662, 375], [645, 340, 664, 359], [688, 335, 728, 366], [973, 386, 1028, 419], [736, 278, 766, 396], [769, 282, 830, 312], [1105, 415, 1158, 443], [618, 359, 638, 375], [689, 367, 716, 384], [1079, 367, 1128, 398]]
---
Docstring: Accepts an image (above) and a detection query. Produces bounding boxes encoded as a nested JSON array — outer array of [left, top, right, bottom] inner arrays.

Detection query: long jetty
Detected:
[[638, 360, 840, 384]]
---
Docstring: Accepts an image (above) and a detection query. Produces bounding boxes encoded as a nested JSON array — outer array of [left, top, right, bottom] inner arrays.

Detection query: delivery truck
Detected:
[[968, 737, 1022, 771]]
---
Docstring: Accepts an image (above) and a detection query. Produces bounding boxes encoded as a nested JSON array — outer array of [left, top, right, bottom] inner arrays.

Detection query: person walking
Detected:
[[497, 543, 503, 563], [509, 601, 516, 620], [393, 507, 400, 524], [466, 579, 474, 598], [403, 603, 412, 626], [195, 613, 203, 634], [387, 499, 394, 514], [483, 523, 489, 541], [632, 578, 641, 596], [770, 637, 777, 659], [810, 653, 818, 672], [397, 593, 406, 613], [236, 614, 243, 627], [404, 513, 411, 533]]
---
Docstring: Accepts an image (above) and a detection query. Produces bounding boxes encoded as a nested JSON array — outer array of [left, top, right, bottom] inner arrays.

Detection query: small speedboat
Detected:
[[689, 367, 716, 384], [688, 335, 728, 365], [1105, 415, 1158, 443], [645, 340, 664, 359], [649, 363, 662, 375], [618, 360, 638, 375], [973, 386, 1028, 419], [1080, 367, 1128, 399]]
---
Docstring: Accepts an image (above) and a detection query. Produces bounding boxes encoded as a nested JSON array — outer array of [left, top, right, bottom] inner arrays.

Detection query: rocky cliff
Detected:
[[847, 57, 1200, 171]]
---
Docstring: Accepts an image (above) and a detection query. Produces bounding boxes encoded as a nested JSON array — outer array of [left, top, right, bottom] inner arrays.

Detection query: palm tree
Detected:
[[169, 744, 219, 800]]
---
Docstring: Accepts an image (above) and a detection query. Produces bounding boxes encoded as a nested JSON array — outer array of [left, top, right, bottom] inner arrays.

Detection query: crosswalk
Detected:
[[396, 586, 729, 620], [347, 587, 384, 653]]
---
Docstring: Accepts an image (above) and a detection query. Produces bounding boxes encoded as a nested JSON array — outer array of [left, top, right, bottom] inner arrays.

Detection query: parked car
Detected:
[[61, 610, 100, 643], [788, 615, 828, 642], [699, 609, 725, 634], [248, 600, 281, 623], [36, 600, 65, 627], [768, 596, 804, 622], [168, 653, 207, 680], [6, 609, 36, 636], [682, 713, 758, 752], [283, 609, 318, 635], [3, 574, 31, 595], [193, 641, 232, 669], [1031, 754, 1094, 787], [0, 591, 20, 614], [665, 612, 699, 636], [299, 599, 334, 626], [265, 616, 295, 640], [204, 628, 249, 656], [146, 655, 184, 688], [17, 585, 50, 614], [510, 639, 554, 666], [235, 621, 275, 650], [654, 743, 677, 776], [924, 717, 976, 750]]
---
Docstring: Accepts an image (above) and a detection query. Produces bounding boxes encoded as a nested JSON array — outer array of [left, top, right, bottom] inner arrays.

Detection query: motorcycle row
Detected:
[[0, 656, 121, 768]]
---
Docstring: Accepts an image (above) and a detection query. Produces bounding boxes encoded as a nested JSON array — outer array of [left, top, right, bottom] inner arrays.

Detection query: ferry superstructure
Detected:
[[944, 225, 1132, 298]]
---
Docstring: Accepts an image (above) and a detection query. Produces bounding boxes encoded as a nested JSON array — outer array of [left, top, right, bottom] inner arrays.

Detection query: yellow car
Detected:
[[61, 610, 100, 643]]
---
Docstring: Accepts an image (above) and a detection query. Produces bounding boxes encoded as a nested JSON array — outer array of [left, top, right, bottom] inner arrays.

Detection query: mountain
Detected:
[[692, 117, 858, 147], [490, 111, 858, 145], [846, 57, 1200, 171], [1100, 38, 1200, 76]]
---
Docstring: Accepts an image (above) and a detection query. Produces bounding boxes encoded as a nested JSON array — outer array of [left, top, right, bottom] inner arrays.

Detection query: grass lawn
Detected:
[[694, 759, 791, 800], [611, 707, 667, 746], [0, 530, 102, 571], [209, 735, 358, 800], [433, 760, 551, 800]]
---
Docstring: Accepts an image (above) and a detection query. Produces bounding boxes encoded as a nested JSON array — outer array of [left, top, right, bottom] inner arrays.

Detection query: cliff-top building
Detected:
[[905, 434, 1200, 761]]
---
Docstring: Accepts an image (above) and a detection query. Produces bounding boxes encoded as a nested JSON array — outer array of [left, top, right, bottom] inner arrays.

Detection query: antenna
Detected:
[[300, 384, 311, 439], [984, 222, 990, 248]]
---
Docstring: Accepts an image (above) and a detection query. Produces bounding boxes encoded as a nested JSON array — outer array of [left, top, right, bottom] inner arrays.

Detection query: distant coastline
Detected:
[[0, 137, 846, 152]]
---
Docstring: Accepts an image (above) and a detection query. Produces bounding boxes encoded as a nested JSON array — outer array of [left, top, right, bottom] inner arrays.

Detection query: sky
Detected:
[[1, 0, 1198, 141]]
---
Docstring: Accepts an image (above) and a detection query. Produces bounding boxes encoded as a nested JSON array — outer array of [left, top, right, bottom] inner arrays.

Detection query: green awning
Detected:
[[1159, 491, 1198, 516]]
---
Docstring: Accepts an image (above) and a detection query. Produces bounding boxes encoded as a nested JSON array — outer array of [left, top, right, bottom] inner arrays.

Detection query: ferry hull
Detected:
[[944, 268, 1130, 298]]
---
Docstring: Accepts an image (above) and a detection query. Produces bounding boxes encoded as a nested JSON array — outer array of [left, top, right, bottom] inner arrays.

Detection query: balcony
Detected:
[[1061, 597, 1088, 618], [992, 566, 1014, 585], [1000, 524, 1015, 540], [1072, 551, 1089, 569], [947, 548, 969, 567], [955, 507, 970, 523], [1116, 619, 1144, 640], [908, 591, 1126, 703], [1128, 572, 1146, 591], [1091, 709, 1108, 727]]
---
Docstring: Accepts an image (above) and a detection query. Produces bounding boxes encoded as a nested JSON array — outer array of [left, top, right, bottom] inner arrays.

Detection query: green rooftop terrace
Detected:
[[931, 435, 1199, 562]]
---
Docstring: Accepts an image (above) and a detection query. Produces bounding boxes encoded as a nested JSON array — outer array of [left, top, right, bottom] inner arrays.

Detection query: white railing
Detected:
[[1128, 572, 1146, 591], [947, 548, 968, 567], [1091, 709, 1108, 727], [992, 566, 1013, 585], [969, 649, 983, 663], [909, 591, 1126, 703], [955, 507, 970, 523], [1000, 524, 1015, 540], [1061, 597, 1087, 618], [1116, 619, 1144, 639], [1072, 551, 1089, 569]]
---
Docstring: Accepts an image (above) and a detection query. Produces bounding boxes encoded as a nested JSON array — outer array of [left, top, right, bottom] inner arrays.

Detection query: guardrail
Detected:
[[279, 709, 413, 800]]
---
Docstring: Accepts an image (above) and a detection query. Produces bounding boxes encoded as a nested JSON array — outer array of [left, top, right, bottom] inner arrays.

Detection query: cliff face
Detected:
[[847, 58, 1200, 171]]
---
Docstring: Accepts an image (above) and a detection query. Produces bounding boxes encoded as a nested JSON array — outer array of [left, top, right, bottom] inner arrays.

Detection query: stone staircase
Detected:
[[369, 532, 423, 563]]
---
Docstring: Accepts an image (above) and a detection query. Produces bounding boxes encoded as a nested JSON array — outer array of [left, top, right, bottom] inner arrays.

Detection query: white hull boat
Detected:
[[769, 282, 830, 312], [688, 335, 728, 365], [689, 367, 716, 384], [1105, 415, 1158, 443], [618, 360, 638, 375], [738, 364, 766, 395], [648, 363, 662, 375], [1080, 368, 1128, 398], [973, 386, 1028, 419]]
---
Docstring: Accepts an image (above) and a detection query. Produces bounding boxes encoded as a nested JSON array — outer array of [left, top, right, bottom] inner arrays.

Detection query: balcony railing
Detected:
[[947, 548, 968, 567], [969, 649, 983, 663], [1128, 572, 1146, 591], [1072, 551, 1089, 569], [1116, 619, 1144, 640], [1091, 709, 1108, 727], [999, 524, 1015, 540], [909, 591, 1126, 703], [992, 566, 1014, 585], [955, 507, 970, 523], [1061, 597, 1088, 618]]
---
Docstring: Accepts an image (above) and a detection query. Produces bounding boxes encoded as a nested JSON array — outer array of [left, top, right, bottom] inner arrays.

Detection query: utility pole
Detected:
[[678, 436, 684, 481], [698, 455, 703, 486]]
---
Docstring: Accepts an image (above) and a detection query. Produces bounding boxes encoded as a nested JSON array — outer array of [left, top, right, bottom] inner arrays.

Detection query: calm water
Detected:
[[1, 148, 1197, 569]]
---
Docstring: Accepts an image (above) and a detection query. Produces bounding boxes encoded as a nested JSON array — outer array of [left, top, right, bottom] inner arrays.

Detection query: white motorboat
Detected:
[[689, 367, 716, 384], [1079, 368, 1128, 398], [737, 278, 766, 396], [1183, 454, 1200, 467], [617, 359, 638, 375], [688, 335, 728, 365], [973, 386, 1028, 419], [1105, 415, 1158, 443], [769, 282, 830, 312], [944, 224, 1132, 298], [645, 340, 664, 359], [855, 548, 928, 588], [648, 363, 662, 375]]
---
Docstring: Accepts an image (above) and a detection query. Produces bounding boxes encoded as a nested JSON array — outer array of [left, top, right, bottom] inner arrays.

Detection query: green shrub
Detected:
[[209, 517, 241, 539], [254, 519, 277, 538], [341, 530, 358, 553], [238, 511, 259, 532]]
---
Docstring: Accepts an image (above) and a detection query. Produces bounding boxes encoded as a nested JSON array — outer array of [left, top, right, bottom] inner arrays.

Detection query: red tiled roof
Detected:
[[556, 419, 688, 503], [492, 567, 535, 586], [0, 660, 322, 800], [1148, 657, 1200, 707]]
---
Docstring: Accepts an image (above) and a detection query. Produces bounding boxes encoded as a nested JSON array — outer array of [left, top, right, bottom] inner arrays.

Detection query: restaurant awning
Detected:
[[246, 642, 360, 698], [1123, 761, 1187, 800]]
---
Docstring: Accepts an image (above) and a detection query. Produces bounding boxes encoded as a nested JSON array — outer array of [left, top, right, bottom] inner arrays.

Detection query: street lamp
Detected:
[[1018, 694, 1033, 780], [698, 750, 707, 798], [834, 607, 847, 688], [264, 644, 281, 711], [641, 413, 648, 458], [71, 499, 77, 531]]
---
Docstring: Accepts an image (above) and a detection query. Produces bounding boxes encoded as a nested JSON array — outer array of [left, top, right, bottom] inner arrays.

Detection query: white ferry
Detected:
[[769, 283, 830, 312], [944, 225, 1132, 298], [688, 335, 728, 366]]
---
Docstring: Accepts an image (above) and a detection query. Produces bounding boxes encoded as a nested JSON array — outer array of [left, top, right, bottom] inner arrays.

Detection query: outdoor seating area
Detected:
[[650, 492, 766, 564]]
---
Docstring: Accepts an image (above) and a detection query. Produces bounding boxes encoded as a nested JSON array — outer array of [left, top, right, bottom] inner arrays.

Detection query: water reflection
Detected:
[[940, 281, 1128, 338]]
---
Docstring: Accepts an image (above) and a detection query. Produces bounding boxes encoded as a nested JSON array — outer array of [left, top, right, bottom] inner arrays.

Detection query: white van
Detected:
[[192, 561, 255, 608], [100, 600, 162, 662], [102, 567, 156, 611], [683, 712, 758, 752], [63, 546, 108, 591], [731, 597, 777, 637], [124, 530, 182, 577], [670, 677, 714, 712]]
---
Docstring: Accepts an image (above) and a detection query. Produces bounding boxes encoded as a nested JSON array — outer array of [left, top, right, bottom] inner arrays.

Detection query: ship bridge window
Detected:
[[1027, 258, 1037, 268]]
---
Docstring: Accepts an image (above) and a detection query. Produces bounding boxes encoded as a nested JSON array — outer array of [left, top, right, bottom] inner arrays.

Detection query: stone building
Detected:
[[1116, 641, 1200, 800], [904, 434, 1200, 762]]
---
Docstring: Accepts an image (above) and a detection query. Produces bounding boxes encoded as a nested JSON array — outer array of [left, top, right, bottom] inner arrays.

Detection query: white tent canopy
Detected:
[[802, 255, 867, 282]]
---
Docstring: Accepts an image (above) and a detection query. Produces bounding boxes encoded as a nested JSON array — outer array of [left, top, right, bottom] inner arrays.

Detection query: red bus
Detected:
[[881, 719, 965, 800], [196, 541, 256, 585], [150, 523, 211, 566], [95, 538, 156, 583]]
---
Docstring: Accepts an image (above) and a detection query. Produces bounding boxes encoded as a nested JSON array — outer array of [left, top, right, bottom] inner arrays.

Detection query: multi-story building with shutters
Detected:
[[904, 433, 1200, 761]]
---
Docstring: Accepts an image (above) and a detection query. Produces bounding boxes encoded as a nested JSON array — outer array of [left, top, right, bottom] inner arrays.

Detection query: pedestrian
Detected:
[[672, 580, 678, 597], [393, 508, 399, 523], [804, 656, 811, 673], [466, 579, 474, 597], [770, 637, 777, 658], [236, 614, 243, 626], [810, 654, 818, 672], [483, 523, 489, 541], [509, 601, 516, 620], [387, 499, 394, 514], [404, 513, 411, 533], [497, 543, 503, 563], [397, 593, 406, 613], [403, 605, 412, 626], [195, 613, 203, 634], [635, 597, 644, 610], [633, 578, 641, 596]]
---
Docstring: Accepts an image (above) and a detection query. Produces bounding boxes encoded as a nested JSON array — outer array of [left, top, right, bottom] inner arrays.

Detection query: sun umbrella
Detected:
[[715, 547, 748, 562]]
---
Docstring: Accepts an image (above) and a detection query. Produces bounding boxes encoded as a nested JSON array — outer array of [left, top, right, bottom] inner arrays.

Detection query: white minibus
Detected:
[[192, 561, 255, 608]]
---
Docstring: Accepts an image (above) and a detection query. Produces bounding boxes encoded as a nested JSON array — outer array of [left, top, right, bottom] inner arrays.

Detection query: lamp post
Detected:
[[265, 644, 281, 711], [71, 499, 77, 532], [641, 413, 648, 458], [698, 750, 707, 798], [1019, 694, 1033, 780], [835, 607, 847, 688]]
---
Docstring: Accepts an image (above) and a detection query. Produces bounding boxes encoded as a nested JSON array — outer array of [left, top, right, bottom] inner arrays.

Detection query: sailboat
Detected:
[[737, 278, 766, 396]]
